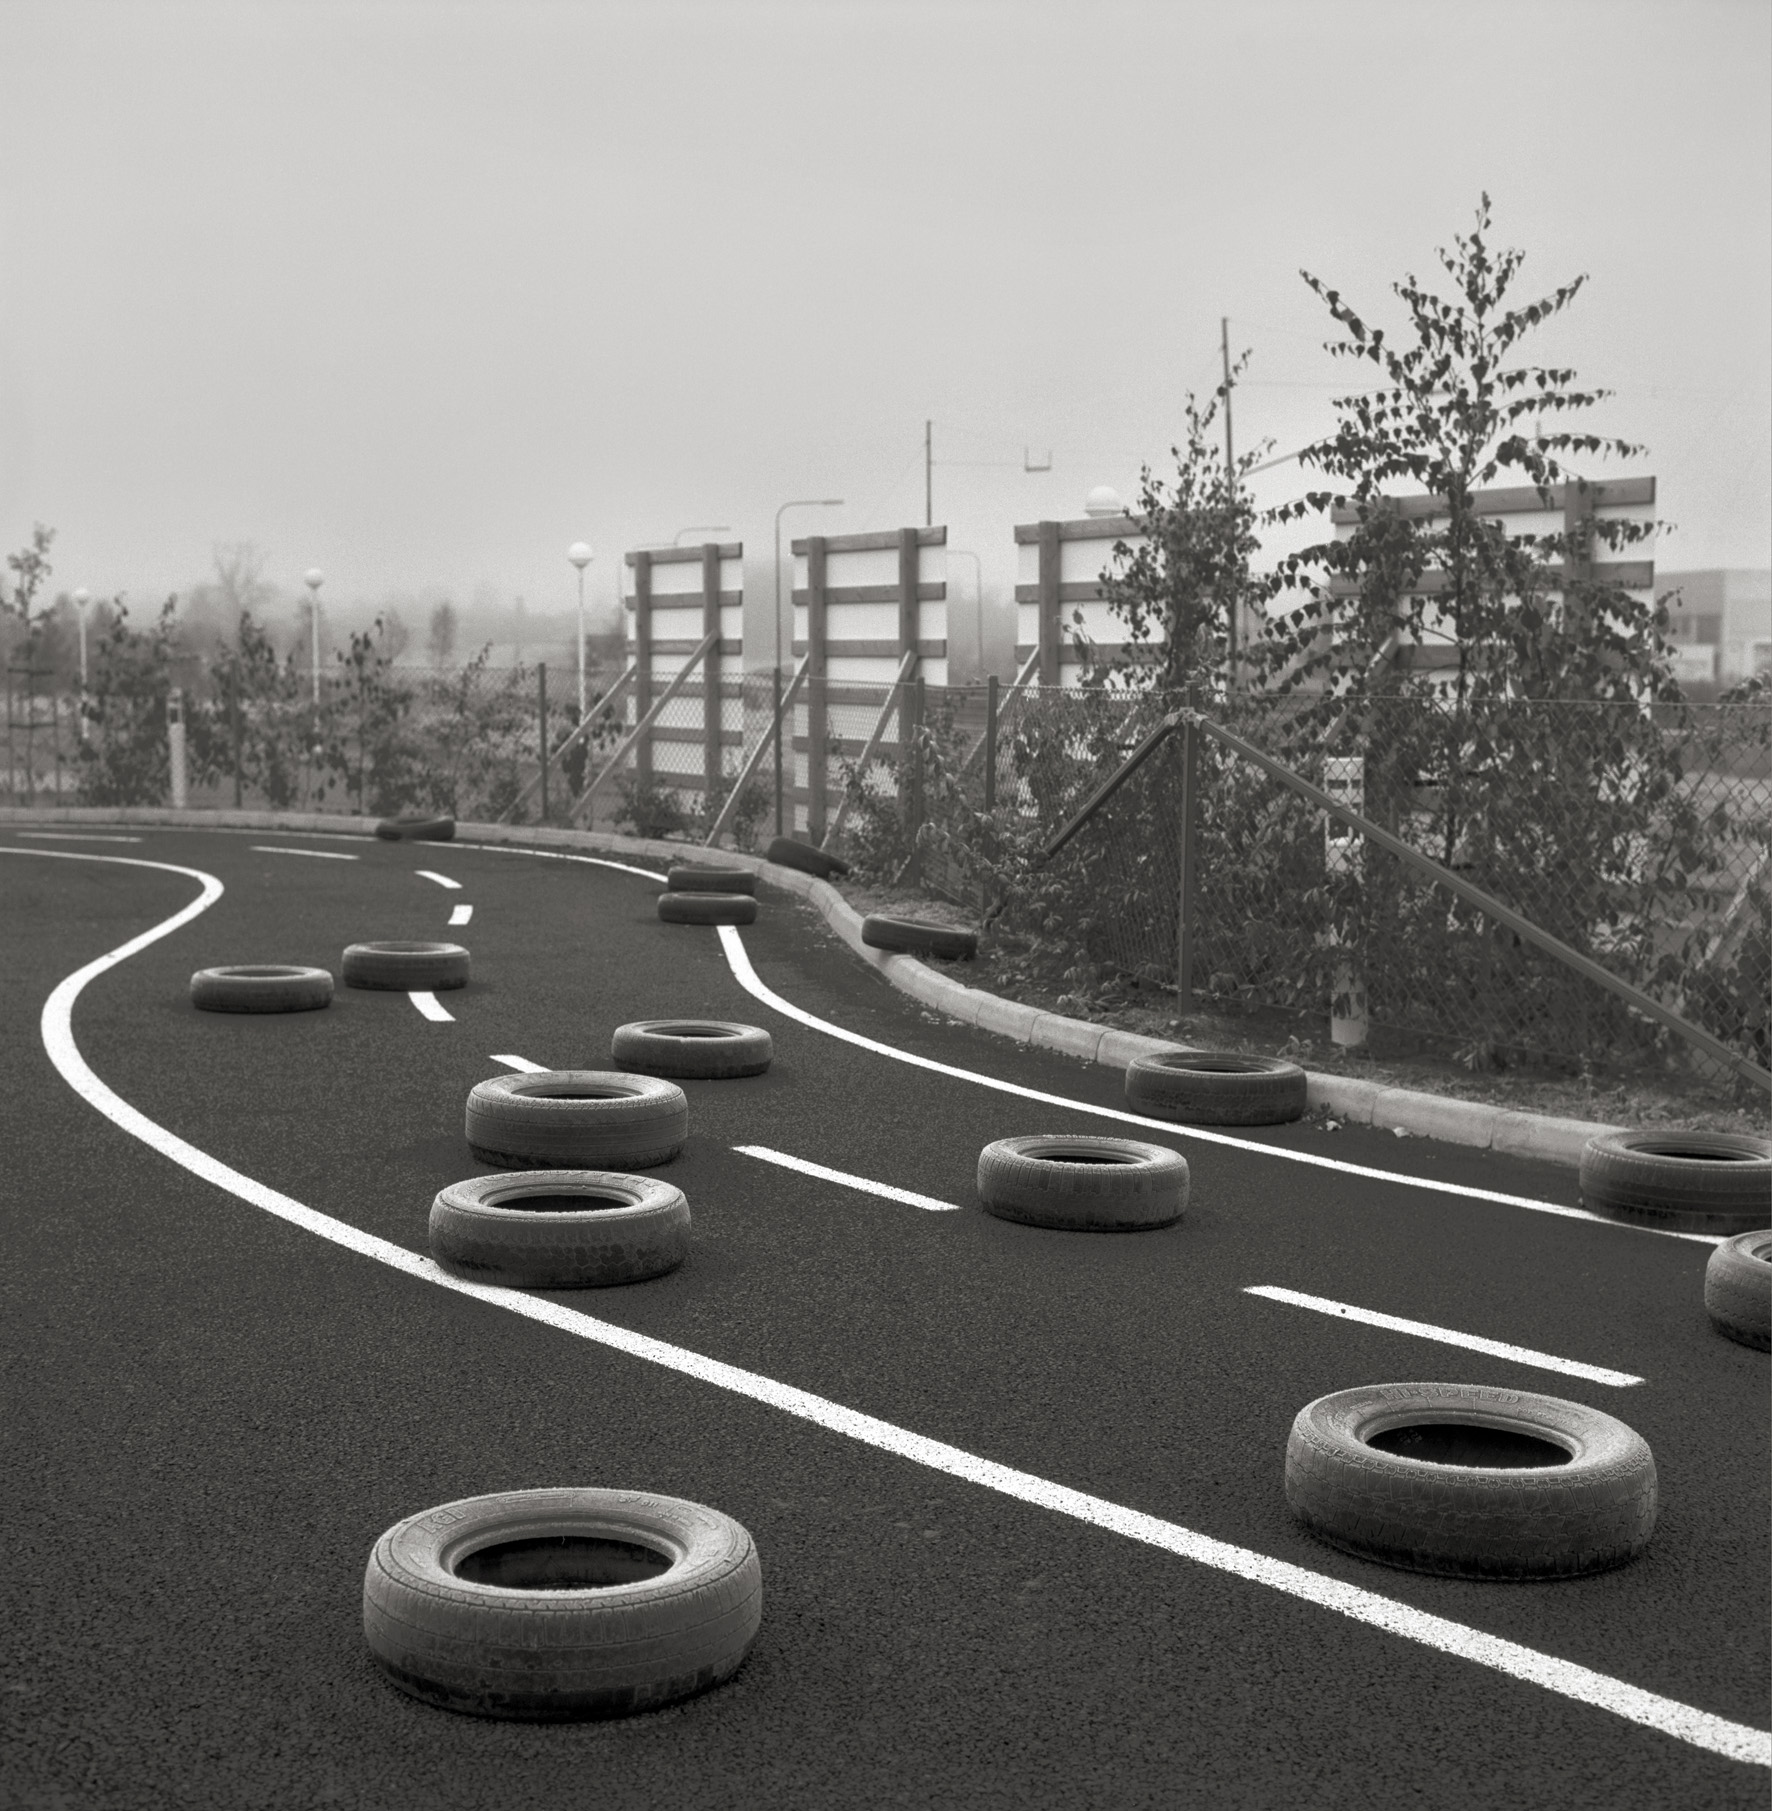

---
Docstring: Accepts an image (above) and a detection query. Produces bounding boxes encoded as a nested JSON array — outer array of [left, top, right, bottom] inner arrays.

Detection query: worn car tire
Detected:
[[656, 892, 757, 926], [1704, 1230, 1772, 1351], [1285, 1382, 1658, 1579], [612, 1020, 773, 1080], [976, 1134, 1188, 1232], [666, 865, 757, 896], [428, 1171, 689, 1288], [1579, 1130, 1772, 1235], [1124, 1051, 1306, 1125], [374, 815, 456, 842], [860, 914, 978, 962], [466, 1071, 688, 1169], [362, 1487, 762, 1720], [765, 835, 848, 880], [343, 940, 471, 991], [189, 964, 334, 1013]]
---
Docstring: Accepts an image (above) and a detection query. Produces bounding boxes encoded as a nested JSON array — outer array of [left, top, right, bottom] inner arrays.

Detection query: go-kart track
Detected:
[[2, 826, 1766, 1810]]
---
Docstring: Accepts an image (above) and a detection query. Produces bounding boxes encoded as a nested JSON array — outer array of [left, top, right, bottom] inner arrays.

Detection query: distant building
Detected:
[[1659, 569, 1771, 685]]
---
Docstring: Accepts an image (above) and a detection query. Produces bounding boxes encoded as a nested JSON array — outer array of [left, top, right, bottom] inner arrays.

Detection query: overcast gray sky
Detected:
[[3, 0, 1767, 640]]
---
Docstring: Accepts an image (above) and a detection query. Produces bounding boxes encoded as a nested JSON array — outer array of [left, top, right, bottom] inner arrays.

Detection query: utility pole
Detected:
[[925, 419, 933, 529], [1221, 317, 1239, 681]]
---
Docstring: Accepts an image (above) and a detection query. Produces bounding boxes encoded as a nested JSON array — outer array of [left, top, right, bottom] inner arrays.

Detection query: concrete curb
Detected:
[[1, 805, 1625, 1167]]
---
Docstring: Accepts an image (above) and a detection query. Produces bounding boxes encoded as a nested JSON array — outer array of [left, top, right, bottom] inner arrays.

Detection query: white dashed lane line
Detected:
[[449, 903, 473, 926], [491, 1053, 548, 1072], [734, 1145, 962, 1212], [249, 845, 359, 860], [409, 991, 455, 1022], [15, 830, 143, 843], [10, 844, 1767, 1772], [416, 869, 462, 890], [1243, 1286, 1646, 1389]]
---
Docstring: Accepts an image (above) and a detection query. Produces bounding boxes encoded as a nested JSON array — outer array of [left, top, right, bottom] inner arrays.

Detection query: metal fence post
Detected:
[[771, 666, 784, 835], [984, 674, 998, 815], [537, 662, 549, 821], [1324, 753, 1368, 1047], [167, 687, 188, 809], [1175, 689, 1199, 1011]]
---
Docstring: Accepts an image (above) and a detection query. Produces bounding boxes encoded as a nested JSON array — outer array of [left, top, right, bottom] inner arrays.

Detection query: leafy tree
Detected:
[[427, 601, 459, 667], [199, 612, 310, 807], [76, 597, 182, 806]]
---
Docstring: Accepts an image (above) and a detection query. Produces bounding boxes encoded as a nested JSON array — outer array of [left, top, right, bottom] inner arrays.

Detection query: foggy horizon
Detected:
[[4, 0, 1768, 656]]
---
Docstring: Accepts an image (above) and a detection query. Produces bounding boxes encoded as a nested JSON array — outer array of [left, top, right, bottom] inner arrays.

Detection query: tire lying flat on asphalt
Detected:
[[363, 1488, 762, 1720], [765, 835, 848, 880], [374, 815, 456, 842], [977, 1134, 1188, 1232], [1579, 1130, 1772, 1235], [428, 1171, 690, 1287], [467, 1071, 688, 1168], [1285, 1382, 1658, 1579], [1124, 1051, 1306, 1125], [342, 940, 471, 991], [1705, 1230, 1772, 1350], [657, 892, 757, 926], [612, 1020, 773, 1080], [666, 865, 757, 896], [860, 914, 978, 961], [189, 964, 333, 1013]]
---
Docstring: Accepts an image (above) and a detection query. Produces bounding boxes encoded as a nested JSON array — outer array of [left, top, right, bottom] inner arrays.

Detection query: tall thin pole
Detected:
[[538, 661, 549, 821], [925, 419, 933, 528], [1220, 318, 1239, 680], [576, 567, 586, 717]]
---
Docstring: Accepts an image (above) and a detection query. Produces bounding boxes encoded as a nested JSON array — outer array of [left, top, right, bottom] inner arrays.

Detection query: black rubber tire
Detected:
[[976, 1134, 1188, 1232], [342, 940, 471, 991], [189, 964, 333, 1013], [860, 914, 979, 962], [428, 1171, 690, 1287], [466, 1071, 688, 1169], [1704, 1230, 1772, 1351], [1579, 1130, 1772, 1235], [1124, 1051, 1306, 1125], [666, 865, 758, 896], [374, 815, 456, 842], [362, 1487, 762, 1720], [1285, 1382, 1658, 1579], [611, 1020, 773, 1080], [656, 892, 758, 926], [765, 835, 848, 880]]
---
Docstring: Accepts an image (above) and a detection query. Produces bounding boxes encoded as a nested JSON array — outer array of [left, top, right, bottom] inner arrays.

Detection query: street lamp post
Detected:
[[567, 542, 593, 719], [773, 499, 845, 673], [304, 569, 324, 707], [72, 589, 90, 740]]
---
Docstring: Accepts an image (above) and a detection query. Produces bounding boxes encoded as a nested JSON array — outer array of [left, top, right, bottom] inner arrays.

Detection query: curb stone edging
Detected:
[[0, 806, 1626, 1167]]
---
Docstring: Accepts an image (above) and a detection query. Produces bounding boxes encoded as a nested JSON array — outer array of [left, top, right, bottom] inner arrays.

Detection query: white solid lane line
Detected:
[[715, 926, 1719, 1247], [735, 1144, 962, 1212], [249, 845, 360, 860], [449, 903, 473, 926], [415, 869, 462, 889], [14, 830, 144, 843], [491, 1053, 548, 1072], [1243, 1286, 1645, 1388], [10, 845, 1765, 1771], [409, 991, 454, 1022]]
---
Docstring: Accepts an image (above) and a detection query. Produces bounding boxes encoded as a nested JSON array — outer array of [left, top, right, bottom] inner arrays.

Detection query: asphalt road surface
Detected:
[[2, 825, 1766, 1810]]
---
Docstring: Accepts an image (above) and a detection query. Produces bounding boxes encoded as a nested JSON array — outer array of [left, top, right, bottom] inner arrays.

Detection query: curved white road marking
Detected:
[[735, 1144, 962, 1212], [409, 991, 454, 1022], [250, 845, 359, 860], [448, 903, 473, 926], [415, 869, 461, 889], [715, 927, 1719, 1246], [1243, 1286, 1645, 1388], [453, 842, 669, 883], [8, 844, 1767, 1771]]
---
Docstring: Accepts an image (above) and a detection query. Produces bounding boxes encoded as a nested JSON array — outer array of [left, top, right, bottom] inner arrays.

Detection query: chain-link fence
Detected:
[[10, 643, 1767, 1083]]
